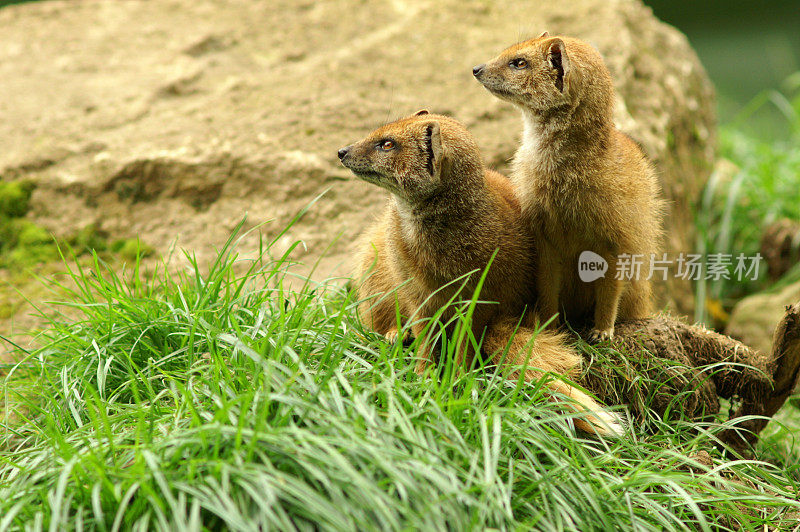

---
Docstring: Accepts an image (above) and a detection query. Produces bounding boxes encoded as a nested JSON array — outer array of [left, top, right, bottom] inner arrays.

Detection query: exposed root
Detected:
[[760, 218, 800, 280], [578, 304, 800, 449]]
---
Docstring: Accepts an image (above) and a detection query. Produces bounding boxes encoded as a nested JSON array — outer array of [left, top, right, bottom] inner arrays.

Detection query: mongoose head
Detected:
[[338, 110, 481, 201], [473, 32, 613, 118]]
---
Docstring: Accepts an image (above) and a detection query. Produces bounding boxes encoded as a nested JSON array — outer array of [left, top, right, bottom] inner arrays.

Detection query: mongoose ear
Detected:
[[414, 109, 430, 116], [424, 121, 443, 177], [537, 31, 550, 39], [547, 38, 571, 94]]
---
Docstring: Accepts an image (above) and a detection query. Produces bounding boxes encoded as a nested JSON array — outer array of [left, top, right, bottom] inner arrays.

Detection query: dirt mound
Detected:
[[0, 0, 715, 321]]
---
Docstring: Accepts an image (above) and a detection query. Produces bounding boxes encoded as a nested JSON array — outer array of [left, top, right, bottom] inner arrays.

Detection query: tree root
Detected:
[[761, 218, 800, 280], [578, 303, 800, 448]]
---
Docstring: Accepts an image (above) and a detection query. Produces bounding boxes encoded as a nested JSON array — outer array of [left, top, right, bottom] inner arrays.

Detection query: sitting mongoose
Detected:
[[473, 33, 665, 342], [339, 110, 623, 436]]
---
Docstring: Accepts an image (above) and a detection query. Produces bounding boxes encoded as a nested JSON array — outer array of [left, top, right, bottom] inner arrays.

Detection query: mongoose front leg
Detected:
[[536, 245, 562, 328], [412, 321, 434, 375], [589, 274, 623, 342]]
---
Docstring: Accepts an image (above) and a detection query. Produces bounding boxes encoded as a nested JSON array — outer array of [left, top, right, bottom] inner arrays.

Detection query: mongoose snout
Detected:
[[474, 31, 570, 110], [336, 109, 445, 198]]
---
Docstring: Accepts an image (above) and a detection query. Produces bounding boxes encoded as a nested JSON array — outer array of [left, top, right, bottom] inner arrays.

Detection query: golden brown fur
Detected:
[[340, 110, 623, 436], [475, 33, 665, 341]]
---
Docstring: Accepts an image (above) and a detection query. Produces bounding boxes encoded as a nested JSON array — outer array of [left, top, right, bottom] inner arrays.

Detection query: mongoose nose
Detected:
[[472, 64, 485, 77], [337, 147, 349, 160]]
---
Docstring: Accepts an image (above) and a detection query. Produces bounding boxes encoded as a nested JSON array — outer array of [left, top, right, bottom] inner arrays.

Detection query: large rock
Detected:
[[0, 0, 715, 313], [727, 281, 800, 356]]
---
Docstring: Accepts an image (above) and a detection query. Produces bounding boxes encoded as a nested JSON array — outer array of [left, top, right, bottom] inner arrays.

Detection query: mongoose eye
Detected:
[[378, 139, 395, 151], [509, 58, 528, 70]]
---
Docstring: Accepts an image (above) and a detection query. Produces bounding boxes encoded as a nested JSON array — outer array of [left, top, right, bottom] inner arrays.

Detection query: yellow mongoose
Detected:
[[474, 33, 665, 341], [339, 110, 623, 436]]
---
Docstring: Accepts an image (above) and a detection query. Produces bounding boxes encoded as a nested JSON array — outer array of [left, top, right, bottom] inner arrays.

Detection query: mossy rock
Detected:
[[0, 218, 35, 250], [0, 219, 53, 261], [0, 219, 58, 267], [5, 243, 60, 266], [0, 180, 36, 218]]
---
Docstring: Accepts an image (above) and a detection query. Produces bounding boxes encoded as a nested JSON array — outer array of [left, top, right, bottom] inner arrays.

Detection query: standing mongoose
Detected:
[[473, 33, 665, 341], [339, 110, 623, 436]]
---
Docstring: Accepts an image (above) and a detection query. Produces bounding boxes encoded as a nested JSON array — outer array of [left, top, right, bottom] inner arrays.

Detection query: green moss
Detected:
[[0, 221, 143, 270], [6, 244, 60, 266], [0, 219, 54, 267], [111, 238, 154, 261], [0, 180, 36, 218], [0, 216, 17, 249], [0, 301, 20, 319], [16, 221, 51, 246], [69, 224, 109, 253], [0, 186, 155, 323], [0, 217, 152, 271], [666, 129, 676, 150], [0, 182, 154, 322], [0, 180, 43, 267]]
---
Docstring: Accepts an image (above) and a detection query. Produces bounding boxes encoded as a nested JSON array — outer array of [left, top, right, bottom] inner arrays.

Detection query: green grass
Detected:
[[695, 73, 800, 321], [1, 219, 799, 531], [0, 0, 42, 8]]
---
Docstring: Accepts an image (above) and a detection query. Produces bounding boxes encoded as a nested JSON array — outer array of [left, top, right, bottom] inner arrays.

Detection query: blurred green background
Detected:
[[645, 0, 800, 140]]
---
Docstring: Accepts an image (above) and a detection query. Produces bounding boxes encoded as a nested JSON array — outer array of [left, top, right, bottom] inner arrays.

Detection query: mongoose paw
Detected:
[[414, 357, 432, 375], [587, 327, 615, 343], [384, 328, 409, 344]]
